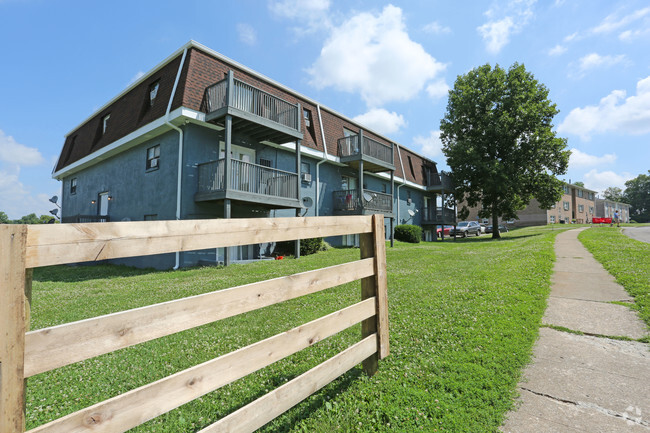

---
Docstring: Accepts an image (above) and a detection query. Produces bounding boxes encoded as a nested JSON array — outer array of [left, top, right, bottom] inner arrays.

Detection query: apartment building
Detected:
[[465, 182, 597, 227], [595, 198, 631, 223], [53, 41, 455, 268]]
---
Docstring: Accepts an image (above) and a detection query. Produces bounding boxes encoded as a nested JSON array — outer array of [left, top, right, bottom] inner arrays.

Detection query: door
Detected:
[[220, 142, 256, 191], [98, 192, 109, 221]]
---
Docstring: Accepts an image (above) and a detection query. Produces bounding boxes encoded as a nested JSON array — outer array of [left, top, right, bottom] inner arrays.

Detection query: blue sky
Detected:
[[1, 0, 649, 219]]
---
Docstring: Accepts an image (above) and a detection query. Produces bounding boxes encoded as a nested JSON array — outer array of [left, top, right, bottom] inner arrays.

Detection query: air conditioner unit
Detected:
[[301, 173, 312, 182]]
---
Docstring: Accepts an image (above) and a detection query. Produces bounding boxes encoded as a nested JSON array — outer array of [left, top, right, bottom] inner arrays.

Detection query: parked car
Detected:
[[436, 225, 454, 238], [479, 223, 487, 233], [449, 221, 481, 237], [485, 224, 509, 234]]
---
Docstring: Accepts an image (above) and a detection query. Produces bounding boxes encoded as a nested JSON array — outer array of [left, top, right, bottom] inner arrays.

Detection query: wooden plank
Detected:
[[25, 215, 373, 268], [27, 299, 376, 433], [25, 258, 375, 377], [198, 334, 378, 433], [372, 214, 390, 359], [359, 230, 379, 375], [0, 225, 28, 433]]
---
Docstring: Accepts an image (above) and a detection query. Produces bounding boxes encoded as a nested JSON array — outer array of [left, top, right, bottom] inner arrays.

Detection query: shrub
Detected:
[[395, 224, 422, 243], [274, 237, 326, 256]]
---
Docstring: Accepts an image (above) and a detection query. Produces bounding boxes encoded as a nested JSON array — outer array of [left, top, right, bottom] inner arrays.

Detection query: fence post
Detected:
[[359, 214, 390, 375], [0, 225, 29, 432]]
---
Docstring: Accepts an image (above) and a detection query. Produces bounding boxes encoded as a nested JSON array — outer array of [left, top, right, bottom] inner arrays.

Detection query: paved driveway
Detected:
[[623, 226, 650, 244]]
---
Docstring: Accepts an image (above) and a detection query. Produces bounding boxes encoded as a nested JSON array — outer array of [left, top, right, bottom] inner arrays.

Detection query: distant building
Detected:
[[595, 198, 630, 223]]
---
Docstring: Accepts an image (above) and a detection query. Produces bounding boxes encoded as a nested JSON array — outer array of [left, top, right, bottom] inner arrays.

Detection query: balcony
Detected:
[[338, 134, 395, 173], [332, 189, 393, 216], [421, 207, 456, 225], [195, 159, 301, 209], [426, 171, 454, 193], [202, 74, 303, 144]]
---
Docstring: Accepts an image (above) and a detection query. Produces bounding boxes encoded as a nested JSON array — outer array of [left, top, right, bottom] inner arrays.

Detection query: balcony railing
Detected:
[[203, 77, 300, 132], [61, 215, 110, 223], [426, 171, 454, 191], [422, 207, 456, 225], [338, 135, 394, 166], [333, 189, 393, 214], [197, 159, 298, 200]]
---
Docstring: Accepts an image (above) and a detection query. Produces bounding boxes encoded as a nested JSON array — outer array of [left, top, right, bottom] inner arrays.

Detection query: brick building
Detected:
[[53, 41, 455, 268]]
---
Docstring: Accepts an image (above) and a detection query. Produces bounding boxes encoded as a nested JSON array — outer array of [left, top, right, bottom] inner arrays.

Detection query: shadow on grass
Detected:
[[33, 264, 157, 283]]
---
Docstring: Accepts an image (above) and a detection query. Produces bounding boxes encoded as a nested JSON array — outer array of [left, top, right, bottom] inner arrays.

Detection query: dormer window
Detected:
[[149, 81, 160, 107], [102, 114, 111, 134], [303, 109, 311, 127]]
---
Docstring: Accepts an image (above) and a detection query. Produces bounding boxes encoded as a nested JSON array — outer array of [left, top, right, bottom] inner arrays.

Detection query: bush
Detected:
[[274, 237, 327, 256], [395, 224, 422, 243]]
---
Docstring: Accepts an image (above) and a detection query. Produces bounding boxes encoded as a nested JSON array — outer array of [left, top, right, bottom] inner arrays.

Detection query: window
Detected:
[[70, 178, 77, 195], [578, 204, 584, 212], [146, 145, 160, 170], [343, 128, 356, 137], [303, 109, 311, 127], [149, 81, 160, 106], [301, 161, 310, 174], [563, 185, 569, 194], [563, 201, 570, 210], [550, 215, 556, 223], [144, 214, 158, 221], [589, 206, 594, 214], [577, 189, 583, 198], [407, 155, 416, 178], [382, 184, 387, 193], [259, 158, 272, 168], [102, 114, 111, 134]]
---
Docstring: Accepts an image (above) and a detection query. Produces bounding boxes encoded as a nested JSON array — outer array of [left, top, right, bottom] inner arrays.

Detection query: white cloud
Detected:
[[237, 23, 257, 45], [569, 148, 616, 168], [548, 44, 567, 56], [307, 5, 446, 107], [563, 32, 578, 42], [619, 27, 650, 41], [413, 130, 443, 159], [558, 75, 650, 140], [426, 80, 450, 100], [423, 21, 451, 35], [268, 0, 331, 32], [583, 169, 634, 195], [569, 53, 627, 78], [352, 109, 406, 135], [591, 7, 650, 35], [0, 129, 44, 165], [477, 0, 536, 54]]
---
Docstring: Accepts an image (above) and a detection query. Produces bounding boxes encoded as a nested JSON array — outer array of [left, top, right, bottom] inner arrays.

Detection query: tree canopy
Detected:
[[624, 171, 650, 222], [440, 63, 570, 238], [603, 186, 626, 203]]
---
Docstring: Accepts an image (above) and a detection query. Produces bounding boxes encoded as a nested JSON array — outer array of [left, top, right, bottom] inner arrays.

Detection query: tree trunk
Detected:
[[492, 212, 501, 239]]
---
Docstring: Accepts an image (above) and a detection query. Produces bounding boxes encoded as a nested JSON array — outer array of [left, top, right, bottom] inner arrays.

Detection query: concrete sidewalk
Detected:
[[501, 228, 650, 432]]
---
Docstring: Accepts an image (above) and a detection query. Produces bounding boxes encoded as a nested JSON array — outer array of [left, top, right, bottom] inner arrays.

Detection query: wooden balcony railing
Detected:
[[422, 207, 456, 225], [198, 159, 298, 200], [333, 189, 393, 214], [338, 135, 394, 166], [203, 77, 300, 132]]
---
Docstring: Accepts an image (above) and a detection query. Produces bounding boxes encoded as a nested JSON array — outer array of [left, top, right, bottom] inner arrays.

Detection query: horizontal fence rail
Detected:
[[0, 215, 389, 433], [197, 159, 298, 200], [203, 77, 300, 132]]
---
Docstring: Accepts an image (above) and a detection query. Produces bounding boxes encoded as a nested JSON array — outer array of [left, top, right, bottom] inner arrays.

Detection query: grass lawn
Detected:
[[579, 227, 650, 330], [26, 226, 572, 432]]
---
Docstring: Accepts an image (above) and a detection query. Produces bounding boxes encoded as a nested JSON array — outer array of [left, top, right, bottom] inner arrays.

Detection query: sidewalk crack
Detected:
[[521, 388, 650, 428]]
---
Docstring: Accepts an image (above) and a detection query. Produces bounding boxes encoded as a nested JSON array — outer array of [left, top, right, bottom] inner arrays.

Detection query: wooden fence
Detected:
[[0, 215, 389, 432]]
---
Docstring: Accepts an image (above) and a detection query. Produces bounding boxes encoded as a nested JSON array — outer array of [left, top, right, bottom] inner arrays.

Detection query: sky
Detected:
[[1, 0, 649, 219]]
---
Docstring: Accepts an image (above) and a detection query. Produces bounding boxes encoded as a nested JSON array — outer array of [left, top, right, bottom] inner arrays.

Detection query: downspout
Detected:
[[395, 143, 407, 225], [315, 104, 328, 216], [164, 47, 188, 269]]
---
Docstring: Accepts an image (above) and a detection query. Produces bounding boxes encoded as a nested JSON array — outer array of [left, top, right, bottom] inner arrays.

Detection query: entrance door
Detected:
[[98, 192, 109, 221], [220, 142, 256, 191]]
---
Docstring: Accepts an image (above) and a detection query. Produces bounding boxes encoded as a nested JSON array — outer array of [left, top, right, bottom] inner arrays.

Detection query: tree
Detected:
[[0, 211, 9, 224], [573, 181, 584, 187], [16, 213, 40, 224], [440, 63, 570, 238], [603, 186, 626, 203], [624, 171, 650, 222]]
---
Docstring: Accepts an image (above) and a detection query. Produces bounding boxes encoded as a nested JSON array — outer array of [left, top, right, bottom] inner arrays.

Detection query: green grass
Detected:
[[26, 226, 570, 432], [579, 227, 650, 328]]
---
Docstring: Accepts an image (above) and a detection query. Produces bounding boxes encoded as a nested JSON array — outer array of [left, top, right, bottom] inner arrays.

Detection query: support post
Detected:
[[359, 215, 389, 376], [295, 137, 302, 259], [390, 171, 395, 247], [0, 225, 28, 432]]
